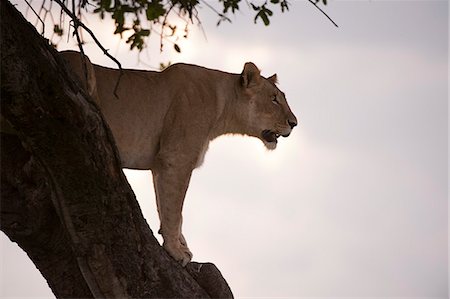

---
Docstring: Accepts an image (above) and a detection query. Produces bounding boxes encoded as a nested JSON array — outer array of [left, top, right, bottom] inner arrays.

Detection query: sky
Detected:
[[1, 0, 448, 298]]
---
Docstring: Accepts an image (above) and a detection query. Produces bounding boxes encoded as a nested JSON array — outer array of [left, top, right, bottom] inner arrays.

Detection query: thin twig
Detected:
[[24, 0, 32, 17], [193, 9, 208, 41], [307, 0, 339, 28], [53, 0, 123, 98], [71, 0, 89, 92], [60, 4, 66, 41], [199, 0, 231, 25], [36, 0, 47, 28], [24, 0, 45, 35], [160, 4, 174, 52]]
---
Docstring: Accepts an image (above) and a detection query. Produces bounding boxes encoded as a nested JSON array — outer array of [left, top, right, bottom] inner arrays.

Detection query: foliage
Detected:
[[28, 0, 330, 53]]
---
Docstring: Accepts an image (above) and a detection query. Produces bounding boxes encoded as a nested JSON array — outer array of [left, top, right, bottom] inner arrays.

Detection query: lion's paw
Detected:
[[163, 240, 192, 267]]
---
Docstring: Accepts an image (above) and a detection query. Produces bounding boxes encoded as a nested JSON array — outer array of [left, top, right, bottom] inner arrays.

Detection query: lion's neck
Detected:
[[209, 74, 253, 140]]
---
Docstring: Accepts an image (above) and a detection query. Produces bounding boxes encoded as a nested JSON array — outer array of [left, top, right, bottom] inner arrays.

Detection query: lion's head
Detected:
[[239, 62, 298, 150]]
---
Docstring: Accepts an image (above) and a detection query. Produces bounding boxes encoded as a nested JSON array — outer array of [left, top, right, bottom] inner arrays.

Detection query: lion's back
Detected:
[[60, 52, 227, 170]]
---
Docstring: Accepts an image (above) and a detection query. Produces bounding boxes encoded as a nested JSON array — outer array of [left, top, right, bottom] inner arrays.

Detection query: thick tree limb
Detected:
[[0, 0, 232, 297]]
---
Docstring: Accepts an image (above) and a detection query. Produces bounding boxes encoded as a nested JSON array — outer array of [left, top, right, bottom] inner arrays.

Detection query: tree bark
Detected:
[[0, 0, 233, 297]]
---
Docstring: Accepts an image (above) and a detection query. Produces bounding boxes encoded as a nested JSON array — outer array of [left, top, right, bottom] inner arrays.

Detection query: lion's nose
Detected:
[[288, 119, 297, 129]]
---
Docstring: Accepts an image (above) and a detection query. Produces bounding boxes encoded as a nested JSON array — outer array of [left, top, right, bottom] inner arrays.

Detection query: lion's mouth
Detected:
[[261, 130, 280, 143]]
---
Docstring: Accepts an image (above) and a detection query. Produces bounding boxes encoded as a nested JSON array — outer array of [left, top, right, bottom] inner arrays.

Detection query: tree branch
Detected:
[[24, 0, 45, 34], [71, 0, 89, 91], [199, 0, 231, 26], [159, 3, 175, 52], [307, 0, 339, 28], [52, 0, 123, 97]]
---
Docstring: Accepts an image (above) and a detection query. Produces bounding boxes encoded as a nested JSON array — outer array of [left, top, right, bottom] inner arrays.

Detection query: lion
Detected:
[[60, 50, 298, 266]]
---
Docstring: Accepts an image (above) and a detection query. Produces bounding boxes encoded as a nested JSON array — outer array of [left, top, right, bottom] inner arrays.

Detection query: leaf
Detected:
[[264, 7, 273, 16], [260, 11, 270, 26], [140, 29, 151, 37], [255, 10, 270, 26], [159, 61, 172, 70], [53, 25, 63, 36], [280, 0, 289, 12], [146, 1, 166, 21], [168, 25, 177, 36], [114, 24, 129, 35], [102, 0, 111, 9], [222, 0, 240, 13], [122, 5, 135, 13], [253, 4, 272, 26], [127, 33, 145, 50], [112, 8, 125, 27], [252, 3, 273, 26]]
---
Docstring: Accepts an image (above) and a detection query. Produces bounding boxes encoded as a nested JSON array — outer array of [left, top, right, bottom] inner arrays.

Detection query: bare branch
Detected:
[[71, 0, 88, 90], [160, 3, 175, 52], [52, 0, 123, 98], [199, 0, 231, 25], [307, 0, 339, 28], [24, 0, 45, 35]]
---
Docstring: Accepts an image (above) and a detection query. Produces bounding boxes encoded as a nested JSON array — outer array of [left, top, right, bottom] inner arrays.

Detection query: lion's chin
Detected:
[[263, 140, 277, 150], [261, 130, 279, 150]]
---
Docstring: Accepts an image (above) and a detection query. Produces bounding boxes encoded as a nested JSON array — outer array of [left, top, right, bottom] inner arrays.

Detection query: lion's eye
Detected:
[[272, 95, 279, 105]]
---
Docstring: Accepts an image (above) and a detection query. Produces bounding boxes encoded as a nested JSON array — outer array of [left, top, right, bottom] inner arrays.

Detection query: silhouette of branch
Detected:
[[70, 0, 88, 90], [199, 0, 231, 25], [52, 0, 123, 97], [159, 4, 175, 52], [307, 0, 338, 28], [24, 0, 45, 34]]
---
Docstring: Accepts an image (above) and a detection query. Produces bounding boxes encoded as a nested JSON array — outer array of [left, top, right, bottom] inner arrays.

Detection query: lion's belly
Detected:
[[100, 104, 166, 170], [116, 142, 159, 170], [94, 67, 170, 170]]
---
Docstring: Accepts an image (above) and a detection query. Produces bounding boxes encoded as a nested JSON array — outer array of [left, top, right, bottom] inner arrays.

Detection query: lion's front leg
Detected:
[[152, 165, 193, 266]]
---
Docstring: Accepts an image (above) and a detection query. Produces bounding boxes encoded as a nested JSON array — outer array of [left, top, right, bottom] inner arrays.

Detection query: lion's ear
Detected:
[[267, 74, 278, 84], [241, 62, 261, 88]]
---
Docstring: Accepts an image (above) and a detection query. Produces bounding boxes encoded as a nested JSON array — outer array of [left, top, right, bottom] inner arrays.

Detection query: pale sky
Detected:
[[1, 0, 448, 298]]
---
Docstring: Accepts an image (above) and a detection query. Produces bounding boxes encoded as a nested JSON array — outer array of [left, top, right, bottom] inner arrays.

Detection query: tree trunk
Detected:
[[0, 0, 233, 297]]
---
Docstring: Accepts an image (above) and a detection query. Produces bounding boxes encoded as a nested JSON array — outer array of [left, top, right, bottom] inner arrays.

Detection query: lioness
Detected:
[[61, 50, 297, 266]]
